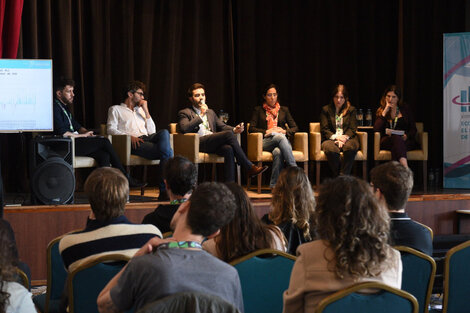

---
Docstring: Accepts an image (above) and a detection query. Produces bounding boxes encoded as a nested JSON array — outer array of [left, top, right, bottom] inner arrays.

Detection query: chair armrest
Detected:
[[110, 135, 132, 165], [356, 131, 367, 159], [374, 132, 381, 160], [70, 137, 77, 166], [309, 131, 321, 160], [247, 133, 263, 161], [173, 133, 199, 163], [293, 132, 308, 159], [417, 131, 428, 160]]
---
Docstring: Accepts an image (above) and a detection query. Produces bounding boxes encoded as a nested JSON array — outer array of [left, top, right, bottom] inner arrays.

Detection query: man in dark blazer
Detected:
[[177, 83, 267, 182]]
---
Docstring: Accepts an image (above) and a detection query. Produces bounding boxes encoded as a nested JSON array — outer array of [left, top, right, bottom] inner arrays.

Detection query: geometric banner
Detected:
[[443, 32, 470, 188]]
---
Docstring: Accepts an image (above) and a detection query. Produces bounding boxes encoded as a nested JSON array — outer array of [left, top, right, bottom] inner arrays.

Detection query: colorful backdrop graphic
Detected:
[[444, 33, 470, 188]]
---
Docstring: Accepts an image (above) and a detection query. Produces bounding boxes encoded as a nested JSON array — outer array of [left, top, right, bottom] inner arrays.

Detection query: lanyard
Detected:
[[56, 100, 74, 131], [335, 112, 343, 132], [389, 107, 400, 129], [157, 241, 202, 250], [170, 198, 187, 205]]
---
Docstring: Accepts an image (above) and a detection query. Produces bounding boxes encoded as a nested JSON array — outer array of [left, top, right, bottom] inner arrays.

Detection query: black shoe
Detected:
[[128, 176, 147, 188], [158, 190, 170, 201]]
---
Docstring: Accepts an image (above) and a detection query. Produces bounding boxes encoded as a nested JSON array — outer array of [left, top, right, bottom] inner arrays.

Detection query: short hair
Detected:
[[315, 175, 391, 279], [122, 80, 146, 101], [187, 83, 205, 98], [370, 161, 414, 211], [54, 77, 75, 93], [84, 167, 129, 221], [187, 182, 236, 237], [163, 156, 197, 196]]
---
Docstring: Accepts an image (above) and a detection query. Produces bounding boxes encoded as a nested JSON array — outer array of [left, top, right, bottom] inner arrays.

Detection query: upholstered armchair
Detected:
[[374, 122, 428, 191], [169, 123, 241, 184], [309, 122, 367, 187], [247, 123, 308, 193]]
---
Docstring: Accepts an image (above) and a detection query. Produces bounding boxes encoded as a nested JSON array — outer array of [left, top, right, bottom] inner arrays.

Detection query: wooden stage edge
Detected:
[[4, 192, 470, 283]]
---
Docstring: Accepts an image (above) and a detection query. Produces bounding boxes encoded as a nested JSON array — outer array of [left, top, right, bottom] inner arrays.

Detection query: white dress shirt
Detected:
[[107, 103, 156, 137]]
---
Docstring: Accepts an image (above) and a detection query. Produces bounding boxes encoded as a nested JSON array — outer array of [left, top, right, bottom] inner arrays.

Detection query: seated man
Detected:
[[53, 77, 144, 188], [178, 82, 267, 182], [107, 80, 173, 200], [371, 161, 433, 256], [97, 182, 244, 312], [59, 167, 162, 273], [142, 156, 197, 233]]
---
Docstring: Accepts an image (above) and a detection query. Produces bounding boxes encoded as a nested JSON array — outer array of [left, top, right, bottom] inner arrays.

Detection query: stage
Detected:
[[4, 187, 470, 285]]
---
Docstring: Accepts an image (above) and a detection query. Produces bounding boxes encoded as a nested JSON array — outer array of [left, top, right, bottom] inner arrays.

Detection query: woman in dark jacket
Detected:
[[374, 85, 417, 168], [320, 84, 359, 176]]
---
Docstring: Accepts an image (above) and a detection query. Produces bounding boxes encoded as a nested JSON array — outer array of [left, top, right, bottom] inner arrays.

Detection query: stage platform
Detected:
[[4, 187, 470, 285]]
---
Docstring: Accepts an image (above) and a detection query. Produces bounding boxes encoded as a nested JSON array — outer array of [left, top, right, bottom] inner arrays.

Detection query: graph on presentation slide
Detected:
[[0, 59, 53, 132]]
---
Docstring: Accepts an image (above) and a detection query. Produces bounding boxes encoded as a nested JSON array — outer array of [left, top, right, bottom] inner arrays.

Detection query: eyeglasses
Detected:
[[266, 93, 277, 97], [133, 91, 145, 97]]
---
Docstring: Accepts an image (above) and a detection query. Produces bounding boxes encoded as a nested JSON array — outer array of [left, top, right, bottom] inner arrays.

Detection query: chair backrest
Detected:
[[136, 291, 241, 313], [310, 122, 320, 133], [68, 254, 130, 313], [15, 268, 29, 290], [416, 122, 423, 134], [46, 235, 69, 312], [170, 123, 178, 134], [442, 239, 470, 313], [230, 248, 296, 313], [316, 282, 418, 313], [394, 246, 436, 313]]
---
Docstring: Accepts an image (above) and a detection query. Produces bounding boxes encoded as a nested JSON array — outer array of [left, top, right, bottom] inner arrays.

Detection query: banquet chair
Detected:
[[230, 248, 296, 313], [316, 281, 418, 313], [68, 254, 131, 313], [394, 246, 436, 313], [246, 123, 308, 193], [374, 122, 428, 192], [441, 239, 470, 313], [309, 122, 367, 186], [170, 123, 241, 185]]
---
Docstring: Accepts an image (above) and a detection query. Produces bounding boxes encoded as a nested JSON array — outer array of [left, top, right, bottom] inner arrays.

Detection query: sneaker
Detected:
[[247, 165, 269, 178]]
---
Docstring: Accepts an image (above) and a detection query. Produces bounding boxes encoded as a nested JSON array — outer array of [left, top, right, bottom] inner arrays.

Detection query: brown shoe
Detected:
[[247, 165, 269, 178]]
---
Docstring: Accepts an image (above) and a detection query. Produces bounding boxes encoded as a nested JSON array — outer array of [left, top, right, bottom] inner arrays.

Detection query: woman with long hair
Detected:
[[248, 84, 299, 188], [283, 176, 402, 312], [203, 182, 286, 262], [263, 166, 316, 255], [374, 85, 417, 167], [320, 84, 359, 176], [0, 221, 36, 313]]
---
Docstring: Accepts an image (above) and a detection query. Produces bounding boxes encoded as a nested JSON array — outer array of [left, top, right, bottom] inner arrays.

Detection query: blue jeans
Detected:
[[263, 134, 297, 187], [132, 129, 174, 190]]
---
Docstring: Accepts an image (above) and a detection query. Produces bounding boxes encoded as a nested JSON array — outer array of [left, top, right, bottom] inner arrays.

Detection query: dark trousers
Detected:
[[380, 135, 417, 161], [199, 130, 252, 182], [132, 130, 174, 190], [75, 137, 127, 175], [322, 138, 359, 176]]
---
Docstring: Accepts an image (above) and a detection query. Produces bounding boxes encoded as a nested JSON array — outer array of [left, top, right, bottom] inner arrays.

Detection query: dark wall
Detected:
[[1, 0, 468, 192]]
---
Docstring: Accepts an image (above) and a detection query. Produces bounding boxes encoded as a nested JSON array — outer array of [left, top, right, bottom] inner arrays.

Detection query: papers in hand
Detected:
[[385, 128, 405, 136]]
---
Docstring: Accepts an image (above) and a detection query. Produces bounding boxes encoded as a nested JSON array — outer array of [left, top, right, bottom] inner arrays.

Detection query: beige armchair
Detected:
[[70, 137, 98, 169], [170, 123, 241, 184], [374, 122, 428, 191], [106, 124, 174, 195], [309, 122, 367, 187], [247, 123, 308, 194]]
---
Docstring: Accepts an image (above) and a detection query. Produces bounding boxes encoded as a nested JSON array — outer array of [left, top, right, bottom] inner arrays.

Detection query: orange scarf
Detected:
[[263, 102, 280, 130]]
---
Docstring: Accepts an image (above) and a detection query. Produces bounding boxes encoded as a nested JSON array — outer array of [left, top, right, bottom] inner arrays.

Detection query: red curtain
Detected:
[[0, 0, 23, 58]]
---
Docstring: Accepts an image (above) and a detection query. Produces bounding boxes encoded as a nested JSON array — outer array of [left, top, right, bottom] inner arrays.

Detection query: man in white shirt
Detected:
[[107, 81, 173, 200]]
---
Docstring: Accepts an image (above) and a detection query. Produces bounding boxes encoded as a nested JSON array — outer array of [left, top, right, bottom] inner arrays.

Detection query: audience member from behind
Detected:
[[0, 221, 36, 313], [371, 161, 432, 255], [283, 176, 402, 312], [262, 166, 316, 255], [59, 167, 162, 273], [142, 156, 197, 233], [98, 182, 243, 312], [203, 182, 286, 262]]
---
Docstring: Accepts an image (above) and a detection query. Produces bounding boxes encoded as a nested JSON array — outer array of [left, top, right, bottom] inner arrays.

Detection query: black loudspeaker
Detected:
[[30, 137, 75, 205]]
